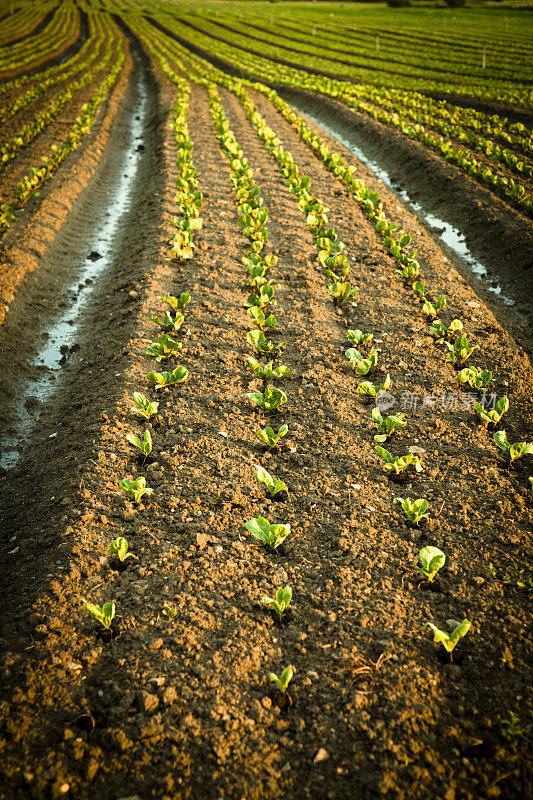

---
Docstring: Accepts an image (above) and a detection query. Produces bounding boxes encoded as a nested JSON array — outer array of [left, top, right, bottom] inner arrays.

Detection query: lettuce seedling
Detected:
[[346, 347, 379, 376], [245, 516, 290, 549], [422, 295, 446, 318], [247, 307, 277, 330], [246, 387, 287, 412], [162, 292, 190, 310], [457, 366, 492, 391], [162, 601, 178, 621], [147, 366, 188, 389], [126, 430, 152, 457], [81, 599, 115, 629], [245, 284, 276, 309], [394, 496, 428, 524], [372, 408, 406, 442], [146, 333, 182, 361], [357, 375, 391, 398], [429, 319, 463, 341], [256, 425, 288, 448], [150, 310, 184, 332], [375, 446, 422, 475], [262, 586, 292, 620], [247, 356, 291, 380], [109, 536, 137, 562], [494, 431, 533, 464], [425, 619, 471, 657], [255, 465, 287, 497], [445, 334, 479, 365], [474, 396, 509, 426], [418, 546, 445, 581], [247, 329, 284, 355], [132, 392, 158, 420], [269, 665, 293, 693], [413, 281, 425, 299], [327, 281, 358, 303], [119, 476, 153, 503], [346, 329, 373, 347], [394, 260, 420, 283]]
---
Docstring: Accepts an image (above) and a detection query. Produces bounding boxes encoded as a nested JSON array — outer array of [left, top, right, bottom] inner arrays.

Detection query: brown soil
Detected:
[[0, 28, 531, 800]]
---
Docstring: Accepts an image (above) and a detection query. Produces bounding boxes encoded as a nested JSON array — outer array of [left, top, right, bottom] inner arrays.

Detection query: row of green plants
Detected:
[[0, 0, 55, 46], [0, 10, 106, 128]]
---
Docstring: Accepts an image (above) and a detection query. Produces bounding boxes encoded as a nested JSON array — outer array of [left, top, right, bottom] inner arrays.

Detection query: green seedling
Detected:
[[445, 334, 479, 365], [247, 307, 277, 330], [245, 515, 290, 549], [119, 477, 153, 503], [247, 357, 291, 380], [394, 260, 420, 283], [422, 295, 446, 318], [162, 292, 190, 310], [255, 465, 287, 497], [81, 599, 115, 630], [246, 386, 287, 412], [372, 408, 406, 442], [346, 347, 379, 376], [494, 431, 533, 464], [256, 425, 288, 448], [262, 586, 292, 620], [346, 329, 373, 347], [474, 396, 509, 426], [247, 329, 284, 355], [457, 366, 493, 391], [162, 601, 178, 620], [429, 319, 463, 341], [146, 333, 182, 361], [501, 712, 526, 741], [269, 665, 293, 693], [489, 562, 533, 592], [418, 546, 445, 581], [357, 374, 391, 398], [109, 536, 137, 562], [132, 392, 158, 420], [147, 365, 188, 389], [394, 496, 429, 525], [244, 284, 276, 309], [150, 310, 184, 332], [327, 281, 358, 303], [126, 430, 152, 457], [424, 619, 471, 658], [413, 280, 426, 299], [375, 446, 422, 475]]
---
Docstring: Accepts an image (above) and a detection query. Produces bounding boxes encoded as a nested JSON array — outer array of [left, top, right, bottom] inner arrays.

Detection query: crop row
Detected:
[[0, 1, 56, 47]]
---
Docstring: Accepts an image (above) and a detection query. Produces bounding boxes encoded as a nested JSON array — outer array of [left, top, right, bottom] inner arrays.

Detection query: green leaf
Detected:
[[418, 546, 445, 581]]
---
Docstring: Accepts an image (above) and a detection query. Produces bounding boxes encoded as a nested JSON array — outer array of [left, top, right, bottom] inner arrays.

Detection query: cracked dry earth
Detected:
[[0, 34, 532, 800]]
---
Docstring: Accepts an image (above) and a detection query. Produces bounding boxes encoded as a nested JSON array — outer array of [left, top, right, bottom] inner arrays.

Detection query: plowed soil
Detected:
[[0, 27, 531, 800]]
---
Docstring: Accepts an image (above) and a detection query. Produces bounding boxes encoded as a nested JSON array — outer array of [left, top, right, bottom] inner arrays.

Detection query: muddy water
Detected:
[[0, 48, 149, 470]]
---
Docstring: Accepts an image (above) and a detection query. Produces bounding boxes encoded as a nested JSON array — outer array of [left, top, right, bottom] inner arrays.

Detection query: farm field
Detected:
[[0, 2, 532, 799]]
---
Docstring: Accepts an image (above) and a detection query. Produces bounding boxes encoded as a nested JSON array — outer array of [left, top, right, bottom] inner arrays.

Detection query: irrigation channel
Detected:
[[0, 39, 158, 472]]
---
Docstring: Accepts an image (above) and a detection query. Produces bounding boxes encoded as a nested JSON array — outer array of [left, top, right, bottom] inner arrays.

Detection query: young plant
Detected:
[[261, 586, 292, 620], [256, 424, 288, 448], [345, 347, 379, 376], [150, 310, 184, 332], [146, 333, 182, 361], [247, 307, 277, 330], [494, 431, 533, 464], [445, 334, 479, 365], [80, 599, 115, 630], [418, 546, 445, 581], [357, 374, 391, 398], [372, 408, 406, 442], [422, 294, 446, 319], [429, 319, 463, 341], [246, 386, 287, 412], [109, 536, 137, 562], [126, 430, 152, 457], [346, 329, 373, 346], [247, 329, 284, 355], [162, 292, 190, 311], [119, 477, 153, 503], [474, 396, 509, 426], [424, 619, 471, 658], [457, 366, 493, 391], [244, 284, 276, 309], [147, 365, 188, 389], [394, 496, 429, 525], [247, 357, 291, 380], [375, 446, 422, 475], [269, 665, 293, 693], [327, 280, 358, 303], [132, 392, 158, 420], [245, 516, 290, 549], [162, 601, 178, 621], [413, 280, 425, 299], [255, 465, 287, 497]]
